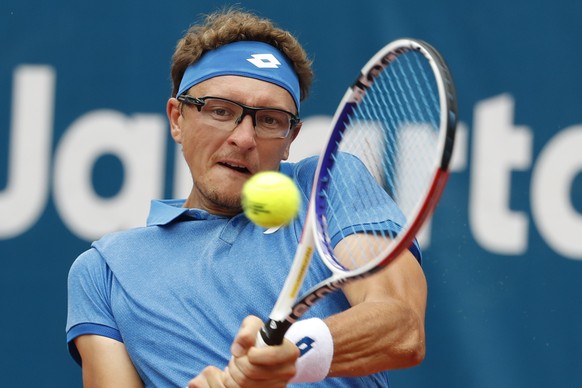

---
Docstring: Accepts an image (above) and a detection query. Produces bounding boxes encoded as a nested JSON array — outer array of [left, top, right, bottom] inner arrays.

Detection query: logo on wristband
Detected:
[[295, 336, 315, 357]]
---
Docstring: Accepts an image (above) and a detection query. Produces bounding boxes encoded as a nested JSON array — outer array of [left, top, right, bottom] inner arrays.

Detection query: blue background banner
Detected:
[[1, 1, 581, 386]]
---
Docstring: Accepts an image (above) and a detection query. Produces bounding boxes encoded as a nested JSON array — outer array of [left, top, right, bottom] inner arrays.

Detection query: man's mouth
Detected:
[[218, 161, 251, 174]]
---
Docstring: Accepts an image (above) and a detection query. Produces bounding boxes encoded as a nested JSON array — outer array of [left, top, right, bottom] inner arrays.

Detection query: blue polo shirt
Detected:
[[66, 155, 421, 387]]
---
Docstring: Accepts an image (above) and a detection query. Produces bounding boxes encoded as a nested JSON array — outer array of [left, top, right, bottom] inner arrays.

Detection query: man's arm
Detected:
[[188, 235, 426, 386], [75, 335, 143, 388], [326, 234, 427, 376]]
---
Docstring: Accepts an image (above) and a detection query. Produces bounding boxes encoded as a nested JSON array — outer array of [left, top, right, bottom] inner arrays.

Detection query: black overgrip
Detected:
[[259, 319, 293, 346]]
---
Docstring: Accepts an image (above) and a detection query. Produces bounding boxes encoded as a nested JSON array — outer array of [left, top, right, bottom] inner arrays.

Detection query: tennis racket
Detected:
[[259, 38, 457, 346]]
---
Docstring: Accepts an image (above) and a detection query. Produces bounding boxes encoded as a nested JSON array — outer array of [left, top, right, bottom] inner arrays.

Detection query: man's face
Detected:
[[167, 75, 300, 216]]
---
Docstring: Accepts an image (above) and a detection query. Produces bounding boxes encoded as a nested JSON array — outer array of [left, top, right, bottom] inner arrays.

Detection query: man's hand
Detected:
[[188, 316, 299, 388]]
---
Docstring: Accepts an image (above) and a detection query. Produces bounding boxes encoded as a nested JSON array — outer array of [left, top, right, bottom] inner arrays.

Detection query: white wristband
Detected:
[[284, 318, 334, 383]]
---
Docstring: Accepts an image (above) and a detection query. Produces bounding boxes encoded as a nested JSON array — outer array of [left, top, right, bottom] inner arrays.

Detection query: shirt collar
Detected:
[[146, 199, 230, 226], [146, 199, 189, 226]]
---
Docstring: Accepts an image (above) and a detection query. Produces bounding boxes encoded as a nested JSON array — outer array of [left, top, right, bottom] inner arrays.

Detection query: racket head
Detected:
[[311, 38, 457, 278]]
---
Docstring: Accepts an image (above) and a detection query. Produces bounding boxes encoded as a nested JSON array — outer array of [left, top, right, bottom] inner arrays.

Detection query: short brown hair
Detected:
[[170, 8, 313, 102]]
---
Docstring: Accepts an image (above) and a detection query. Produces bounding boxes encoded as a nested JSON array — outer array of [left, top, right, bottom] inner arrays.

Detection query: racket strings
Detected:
[[366, 73, 400, 195], [411, 52, 441, 123], [376, 51, 439, 214], [323, 154, 388, 270], [321, 49, 442, 272]]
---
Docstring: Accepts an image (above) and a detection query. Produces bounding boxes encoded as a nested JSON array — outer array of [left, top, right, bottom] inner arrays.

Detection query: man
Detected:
[[66, 8, 427, 388]]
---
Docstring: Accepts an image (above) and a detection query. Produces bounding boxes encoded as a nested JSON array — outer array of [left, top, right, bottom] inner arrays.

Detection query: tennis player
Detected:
[[66, 8, 427, 387]]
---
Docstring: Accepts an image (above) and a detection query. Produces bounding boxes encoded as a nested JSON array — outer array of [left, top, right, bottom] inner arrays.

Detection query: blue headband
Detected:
[[178, 41, 301, 112]]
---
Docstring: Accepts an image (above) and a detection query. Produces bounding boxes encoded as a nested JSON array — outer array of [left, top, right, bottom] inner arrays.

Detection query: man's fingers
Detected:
[[246, 338, 300, 365], [211, 315, 300, 387], [225, 355, 296, 388], [187, 366, 225, 388], [231, 316, 263, 357]]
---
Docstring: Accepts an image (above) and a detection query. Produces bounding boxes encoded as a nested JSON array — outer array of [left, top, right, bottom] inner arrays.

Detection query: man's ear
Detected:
[[167, 97, 183, 144]]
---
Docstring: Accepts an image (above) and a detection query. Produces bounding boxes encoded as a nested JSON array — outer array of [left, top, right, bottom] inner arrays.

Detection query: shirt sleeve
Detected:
[[322, 152, 423, 263], [66, 247, 122, 365]]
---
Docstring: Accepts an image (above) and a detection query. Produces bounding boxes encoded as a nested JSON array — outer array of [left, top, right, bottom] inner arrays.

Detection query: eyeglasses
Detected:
[[177, 95, 300, 139]]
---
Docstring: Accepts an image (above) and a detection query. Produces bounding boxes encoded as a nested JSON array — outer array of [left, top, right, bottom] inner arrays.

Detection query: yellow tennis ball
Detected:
[[242, 171, 301, 228]]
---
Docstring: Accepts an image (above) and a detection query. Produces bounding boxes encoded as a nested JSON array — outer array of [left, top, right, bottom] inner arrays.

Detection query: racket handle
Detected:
[[257, 319, 293, 346]]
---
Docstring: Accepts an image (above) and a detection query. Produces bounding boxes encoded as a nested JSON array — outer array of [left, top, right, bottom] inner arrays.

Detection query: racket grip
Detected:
[[257, 319, 293, 346]]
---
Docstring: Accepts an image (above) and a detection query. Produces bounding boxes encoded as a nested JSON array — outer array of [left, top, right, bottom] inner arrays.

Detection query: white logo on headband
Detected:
[[247, 54, 281, 69]]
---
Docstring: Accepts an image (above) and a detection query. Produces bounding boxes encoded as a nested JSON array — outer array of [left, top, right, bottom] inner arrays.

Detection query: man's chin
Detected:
[[205, 191, 243, 215]]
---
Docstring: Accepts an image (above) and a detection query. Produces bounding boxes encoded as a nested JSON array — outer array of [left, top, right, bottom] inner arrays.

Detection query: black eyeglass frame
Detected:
[[177, 94, 301, 137]]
